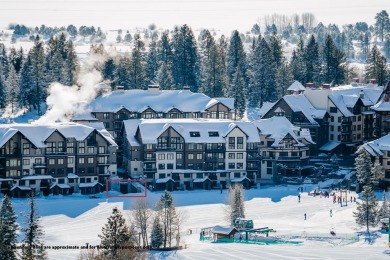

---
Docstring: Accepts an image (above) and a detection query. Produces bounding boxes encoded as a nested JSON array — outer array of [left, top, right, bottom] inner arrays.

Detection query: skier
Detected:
[[330, 209, 332, 217], [298, 194, 301, 203], [304, 213, 307, 220]]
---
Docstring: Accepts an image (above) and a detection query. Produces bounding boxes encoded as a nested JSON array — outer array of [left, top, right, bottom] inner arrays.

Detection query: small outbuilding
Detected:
[[193, 177, 212, 190], [155, 177, 175, 191], [79, 182, 104, 195], [50, 183, 71, 195], [10, 186, 33, 198], [211, 225, 238, 240]]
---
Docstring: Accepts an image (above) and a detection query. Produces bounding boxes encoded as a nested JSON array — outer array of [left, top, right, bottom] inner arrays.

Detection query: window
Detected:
[[237, 153, 243, 159], [103, 122, 110, 128], [88, 157, 94, 164], [218, 153, 224, 159], [229, 137, 235, 149], [46, 142, 56, 153], [338, 117, 342, 123], [98, 156, 106, 164], [330, 116, 334, 122], [188, 154, 194, 160], [330, 126, 334, 131], [187, 163, 194, 169], [158, 154, 165, 160], [228, 163, 235, 169], [237, 137, 244, 149], [220, 172, 227, 177], [237, 163, 243, 169], [58, 141, 65, 152], [188, 143, 195, 150], [35, 158, 42, 164], [67, 157, 74, 164], [176, 153, 183, 160], [79, 158, 85, 164], [23, 143, 30, 155], [88, 147, 94, 154], [358, 116, 361, 121], [196, 153, 202, 160], [167, 163, 174, 170], [190, 131, 200, 137], [330, 134, 334, 140], [211, 111, 217, 118], [67, 142, 74, 153], [146, 144, 153, 150], [103, 113, 110, 119], [196, 144, 202, 150], [166, 153, 173, 160], [36, 148, 42, 155], [87, 167, 94, 174], [58, 158, 64, 164], [228, 153, 235, 159], [176, 163, 183, 169], [209, 131, 219, 137], [98, 146, 105, 154], [218, 112, 225, 119], [49, 159, 55, 165], [330, 107, 337, 113], [78, 142, 85, 154], [23, 159, 30, 165]]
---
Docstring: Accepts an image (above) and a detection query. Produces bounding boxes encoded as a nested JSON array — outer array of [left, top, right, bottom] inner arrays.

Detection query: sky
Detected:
[[0, 0, 389, 33]]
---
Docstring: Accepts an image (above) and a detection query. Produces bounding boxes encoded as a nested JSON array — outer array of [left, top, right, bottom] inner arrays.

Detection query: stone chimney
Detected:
[[148, 84, 160, 93], [322, 83, 331, 89], [306, 82, 314, 88]]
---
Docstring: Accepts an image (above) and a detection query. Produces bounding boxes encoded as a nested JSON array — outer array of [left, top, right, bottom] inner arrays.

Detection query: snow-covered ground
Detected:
[[10, 183, 390, 259]]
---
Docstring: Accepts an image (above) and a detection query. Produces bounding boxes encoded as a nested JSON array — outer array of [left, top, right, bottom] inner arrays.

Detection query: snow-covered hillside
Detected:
[[10, 183, 390, 259]]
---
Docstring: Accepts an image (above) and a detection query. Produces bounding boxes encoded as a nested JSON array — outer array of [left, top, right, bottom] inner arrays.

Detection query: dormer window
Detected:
[[208, 131, 219, 137], [190, 131, 200, 137]]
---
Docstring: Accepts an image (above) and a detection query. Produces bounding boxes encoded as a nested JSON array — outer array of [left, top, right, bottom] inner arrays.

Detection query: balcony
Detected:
[[33, 163, 47, 168], [277, 156, 301, 162], [156, 146, 176, 151]]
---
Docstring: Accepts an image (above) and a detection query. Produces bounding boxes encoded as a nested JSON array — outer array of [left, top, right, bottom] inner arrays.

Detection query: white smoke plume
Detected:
[[35, 51, 108, 124]]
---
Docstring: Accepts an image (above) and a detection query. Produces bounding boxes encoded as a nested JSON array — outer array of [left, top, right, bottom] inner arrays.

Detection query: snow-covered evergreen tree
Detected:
[[171, 25, 199, 91], [115, 55, 131, 89], [290, 37, 306, 84], [98, 207, 135, 259], [0, 195, 18, 260], [129, 33, 146, 89], [156, 62, 174, 90], [320, 34, 347, 85], [365, 45, 389, 86], [304, 35, 320, 85], [0, 76, 6, 108], [5, 65, 19, 113], [146, 37, 159, 85], [378, 193, 390, 220], [353, 185, 379, 234], [226, 30, 247, 96], [375, 10, 390, 42], [231, 66, 246, 119], [102, 57, 116, 86], [21, 194, 47, 260], [18, 56, 34, 108], [155, 191, 179, 248], [227, 184, 245, 226], [150, 216, 163, 249]]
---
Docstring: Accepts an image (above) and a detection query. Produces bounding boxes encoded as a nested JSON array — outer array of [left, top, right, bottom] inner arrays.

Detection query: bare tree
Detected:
[[131, 199, 152, 247]]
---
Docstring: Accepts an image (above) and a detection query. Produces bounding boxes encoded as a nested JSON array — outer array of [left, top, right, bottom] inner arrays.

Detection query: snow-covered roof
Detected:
[[155, 177, 175, 183], [125, 119, 261, 145], [283, 94, 327, 123], [193, 177, 211, 183], [67, 173, 79, 179], [85, 89, 234, 113], [79, 181, 103, 188], [362, 134, 390, 156], [50, 183, 71, 189], [319, 141, 342, 151], [253, 116, 313, 147], [287, 81, 305, 92], [211, 225, 237, 235], [81, 122, 117, 147], [0, 122, 117, 149], [21, 175, 53, 180], [329, 84, 383, 116], [230, 177, 250, 182], [258, 102, 276, 119], [11, 186, 32, 191]]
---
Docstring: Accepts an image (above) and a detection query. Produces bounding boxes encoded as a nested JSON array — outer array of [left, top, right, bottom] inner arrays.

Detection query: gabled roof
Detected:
[[283, 94, 327, 123], [212, 225, 237, 235], [79, 181, 103, 188], [258, 102, 276, 119], [21, 175, 53, 180], [253, 116, 314, 147], [362, 134, 390, 156], [287, 80, 305, 91], [124, 119, 261, 145], [85, 89, 235, 113]]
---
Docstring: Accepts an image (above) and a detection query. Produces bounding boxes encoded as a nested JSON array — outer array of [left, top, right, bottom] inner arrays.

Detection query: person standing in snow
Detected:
[[304, 213, 307, 220], [298, 194, 301, 203], [330, 209, 332, 217]]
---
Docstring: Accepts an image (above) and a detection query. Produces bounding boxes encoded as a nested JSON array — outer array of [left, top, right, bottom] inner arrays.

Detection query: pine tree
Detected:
[[378, 193, 390, 219], [226, 30, 247, 97], [155, 191, 179, 248], [18, 56, 35, 108], [21, 194, 47, 260], [198, 30, 225, 97], [231, 66, 246, 119], [0, 195, 18, 260], [146, 37, 159, 85], [131, 199, 152, 247], [0, 43, 9, 78], [290, 37, 306, 84], [115, 55, 131, 89], [320, 34, 347, 85], [98, 207, 135, 260], [304, 35, 320, 85], [129, 33, 146, 89], [8, 47, 24, 73], [171, 25, 199, 91], [102, 57, 116, 86], [5, 65, 20, 113], [0, 76, 6, 108], [384, 36, 390, 60], [150, 216, 163, 249], [354, 185, 379, 234], [156, 62, 174, 90], [375, 10, 390, 42], [365, 45, 389, 86], [227, 184, 245, 226], [64, 40, 78, 86]]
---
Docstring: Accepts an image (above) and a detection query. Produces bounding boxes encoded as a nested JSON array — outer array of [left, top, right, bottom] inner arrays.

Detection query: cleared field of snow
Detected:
[[0, 0, 389, 32], [10, 184, 390, 259]]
